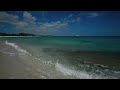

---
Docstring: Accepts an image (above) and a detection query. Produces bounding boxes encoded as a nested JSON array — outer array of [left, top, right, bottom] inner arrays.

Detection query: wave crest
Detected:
[[55, 63, 111, 79]]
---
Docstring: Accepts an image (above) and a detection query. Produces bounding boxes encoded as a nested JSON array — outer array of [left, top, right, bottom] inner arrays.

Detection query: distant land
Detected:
[[0, 33, 35, 36], [0, 32, 120, 37]]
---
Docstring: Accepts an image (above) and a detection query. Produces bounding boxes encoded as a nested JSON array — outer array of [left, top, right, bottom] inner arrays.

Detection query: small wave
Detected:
[[5, 41, 28, 55], [0, 49, 16, 56], [55, 63, 109, 79], [94, 64, 109, 69]]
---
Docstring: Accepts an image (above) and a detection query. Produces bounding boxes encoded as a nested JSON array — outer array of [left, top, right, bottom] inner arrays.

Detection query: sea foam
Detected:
[[5, 41, 28, 55], [0, 49, 16, 56], [55, 63, 106, 79]]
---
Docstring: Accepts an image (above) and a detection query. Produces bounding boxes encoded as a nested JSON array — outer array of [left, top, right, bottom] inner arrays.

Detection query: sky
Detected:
[[0, 11, 120, 36]]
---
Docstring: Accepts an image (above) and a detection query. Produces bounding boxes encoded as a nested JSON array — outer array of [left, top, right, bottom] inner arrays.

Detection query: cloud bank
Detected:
[[0, 11, 99, 35]]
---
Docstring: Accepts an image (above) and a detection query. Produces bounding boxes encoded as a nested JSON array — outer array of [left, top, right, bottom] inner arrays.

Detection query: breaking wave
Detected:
[[55, 63, 119, 79]]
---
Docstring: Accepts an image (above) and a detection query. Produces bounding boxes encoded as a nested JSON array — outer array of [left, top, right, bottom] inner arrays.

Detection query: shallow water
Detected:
[[0, 36, 120, 79]]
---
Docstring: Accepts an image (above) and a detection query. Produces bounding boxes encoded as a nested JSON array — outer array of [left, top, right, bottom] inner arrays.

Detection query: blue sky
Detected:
[[0, 11, 120, 36]]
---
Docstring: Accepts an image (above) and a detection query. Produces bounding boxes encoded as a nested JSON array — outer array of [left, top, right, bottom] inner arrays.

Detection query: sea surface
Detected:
[[0, 36, 120, 79]]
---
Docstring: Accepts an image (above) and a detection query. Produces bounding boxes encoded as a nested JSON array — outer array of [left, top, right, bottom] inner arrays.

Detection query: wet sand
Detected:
[[1, 40, 120, 79], [0, 41, 73, 79], [0, 42, 37, 79], [0, 41, 45, 79]]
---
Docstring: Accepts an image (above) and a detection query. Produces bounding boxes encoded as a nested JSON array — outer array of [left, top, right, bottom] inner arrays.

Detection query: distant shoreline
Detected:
[[0, 33, 35, 36], [0, 36, 120, 37], [0, 36, 39, 37], [0, 36, 37, 37]]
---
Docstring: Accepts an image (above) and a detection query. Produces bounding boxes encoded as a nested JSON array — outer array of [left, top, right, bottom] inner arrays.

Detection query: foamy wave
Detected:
[[0, 49, 16, 56], [55, 63, 106, 79], [5, 41, 28, 55]]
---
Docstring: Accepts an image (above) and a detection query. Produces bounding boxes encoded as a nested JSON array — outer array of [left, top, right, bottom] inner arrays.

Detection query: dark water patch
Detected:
[[81, 40, 92, 43], [42, 48, 120, 71], [63, 51, 120, 70]]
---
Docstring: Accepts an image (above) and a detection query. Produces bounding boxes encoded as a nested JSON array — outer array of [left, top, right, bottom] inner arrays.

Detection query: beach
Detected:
[[0, 41, 73, 79], [0, 41, 47, 79], [0, 36, 120, 79], [0, 41, 34, 79]]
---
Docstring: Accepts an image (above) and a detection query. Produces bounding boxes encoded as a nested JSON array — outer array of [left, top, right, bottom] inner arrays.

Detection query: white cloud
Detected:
[[15, 21, 29, 27], [23, 12, 36, 24], [63, 16, 81, 24], [87, 12, 98, 18], [0, 12, 38, 33], [0, 12, 31, 28], [14, 12, 38, 31], [39, 21, 68, 30], [23, 11, 36, 21], [0, 12, 19, 24], [37, 21, 68, 35], [0, 12, 59, 34], [0, 11, 80, 35]]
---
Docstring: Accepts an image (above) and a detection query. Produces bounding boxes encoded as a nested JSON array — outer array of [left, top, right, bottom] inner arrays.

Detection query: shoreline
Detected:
[[0, 41, 49, 79], [0, 38, 120, 79], [0, 36, 39, 37], [0, 41, 39, 79], [0, 41, 35, 79], [0, 41, 72, 79]]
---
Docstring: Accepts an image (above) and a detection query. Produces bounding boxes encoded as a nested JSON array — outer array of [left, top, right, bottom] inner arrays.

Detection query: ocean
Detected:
[[0, 36, 120, 79]]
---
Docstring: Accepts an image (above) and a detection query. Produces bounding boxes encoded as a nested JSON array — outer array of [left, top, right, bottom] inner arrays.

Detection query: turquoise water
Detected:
[[1, 36, 120, 52], [0, 36, 120, 79]]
